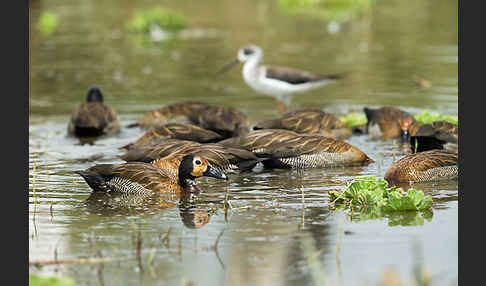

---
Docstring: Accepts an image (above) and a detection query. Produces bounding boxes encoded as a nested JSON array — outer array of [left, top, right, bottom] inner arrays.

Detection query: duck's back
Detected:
[[191, 106, 249, 138], [385, 149, 458, 183], [257, 135, 372, 168], [137, 101, 211, 129], [76, 162, 182, 194], [219, 129, 371, 169], [254, 109, 350, 139], [68, 102, 120, 137]]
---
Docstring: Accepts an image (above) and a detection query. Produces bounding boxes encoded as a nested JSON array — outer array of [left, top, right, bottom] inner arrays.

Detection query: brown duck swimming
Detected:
[[253, 108, 352, 139], [121, 139, 264, 174], [129, 101, 249, 139], [364, 106, 419, 141], [219, 129, 372, 169], [120, 123, 223, 150], [75, 154, 228, 194], [190, 105, 250, 138], [67, 86, 120, 137], [129, 101, 211, 129], [384, 149, 458, 183], [410, 121, 458, 153]]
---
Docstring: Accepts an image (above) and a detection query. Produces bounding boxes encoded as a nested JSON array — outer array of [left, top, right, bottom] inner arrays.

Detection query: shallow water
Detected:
[[29, 0, 458, 285]]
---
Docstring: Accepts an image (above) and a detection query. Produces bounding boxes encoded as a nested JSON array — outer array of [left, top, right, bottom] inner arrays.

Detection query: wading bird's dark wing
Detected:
[[265, 66, 341, 85]]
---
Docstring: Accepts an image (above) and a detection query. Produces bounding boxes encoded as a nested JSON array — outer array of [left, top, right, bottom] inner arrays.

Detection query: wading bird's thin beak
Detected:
[[217, 59, 239, 75]]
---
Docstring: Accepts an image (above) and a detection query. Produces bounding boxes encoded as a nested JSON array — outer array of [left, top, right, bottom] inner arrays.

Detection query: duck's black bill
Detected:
[[203, 165, 228, 180], [400, 130, 410, 142], [217, 59, 239, 75]]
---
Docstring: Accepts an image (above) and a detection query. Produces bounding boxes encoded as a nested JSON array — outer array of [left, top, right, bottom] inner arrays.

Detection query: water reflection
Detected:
[[178, 194, 217, 229], [84, 191, 218, 230], [331, 207, 434, 227]]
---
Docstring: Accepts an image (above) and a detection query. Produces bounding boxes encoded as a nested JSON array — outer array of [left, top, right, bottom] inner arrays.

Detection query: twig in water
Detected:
[[97, 250, 105, 286], [211, 229, 226, 271], [147, 247, 156, 266], [30, 256, 129, 267], [147, 247, 157, 278], [335, 217, 344, 285], [178, 238, 182, 261], [50, 203, 54, 222], [31, 161, 38, 237], [160, 227, 171, 248], [301, 186, 305, 230], [336, 217, 343, 258], [136, 226, 143, 273]]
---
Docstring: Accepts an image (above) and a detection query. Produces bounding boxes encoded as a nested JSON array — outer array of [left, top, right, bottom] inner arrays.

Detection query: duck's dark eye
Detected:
[[243, 48, 253, 55], [195, 159, 202, 166]]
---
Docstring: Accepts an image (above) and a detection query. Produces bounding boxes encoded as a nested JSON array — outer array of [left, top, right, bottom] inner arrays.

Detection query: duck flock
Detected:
[[70, 45, 458, 197]]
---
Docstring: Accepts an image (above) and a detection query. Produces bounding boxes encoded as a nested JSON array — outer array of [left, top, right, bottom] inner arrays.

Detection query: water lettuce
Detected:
[[329, 176, 433, 211], [339, 112, 367, 128], [414, 110, 458, 125]]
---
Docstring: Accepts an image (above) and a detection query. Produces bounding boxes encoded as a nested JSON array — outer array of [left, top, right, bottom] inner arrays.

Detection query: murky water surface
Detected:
[[29, 0, 458, 285]]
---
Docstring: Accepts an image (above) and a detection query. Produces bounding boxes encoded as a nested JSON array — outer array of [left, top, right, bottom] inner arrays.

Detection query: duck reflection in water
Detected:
[[179, 193, 216, 229], [83, 191, 216, 230]]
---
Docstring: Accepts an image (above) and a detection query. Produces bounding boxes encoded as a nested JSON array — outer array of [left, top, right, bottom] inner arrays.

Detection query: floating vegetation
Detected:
[[330, 175, 432, 208], [339, 110, 457, 128], [38, 12, 59, 37], [329, 176, 433, 226], [126, 8, 186, 35], [29, 274, 74, 286], [339, 112, 367, 128], [329, 176, 433, 211], [414, 110, 458, 125], [277, 0, 375, 22]]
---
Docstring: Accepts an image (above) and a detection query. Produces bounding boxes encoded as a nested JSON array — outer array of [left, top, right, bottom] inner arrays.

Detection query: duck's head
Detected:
[[86, 86, 103, 103], [178, 154, 228, 184], [218, 44, 263, 74], [398, 115, 415, 142]]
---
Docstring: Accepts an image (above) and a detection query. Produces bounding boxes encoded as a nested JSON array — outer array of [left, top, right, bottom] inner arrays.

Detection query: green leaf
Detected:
[[329, 176, 434, 225], [339, 112, 368, 128], [39, 12, 59, 37], [126, 7, 186, 34], [29, 274, 74, 286], [414, 110, 458, 125]]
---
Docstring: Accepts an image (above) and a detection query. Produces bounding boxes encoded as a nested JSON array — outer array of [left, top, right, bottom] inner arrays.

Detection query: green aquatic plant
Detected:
[[414, 110, 458, 125], [339, 112, 367, 128], [38, 12, 59, 37], [29, 274, 74, 286], [340, 110, 458, 128], [329, 176, 433, 226], [126, 8, 186, 34], [278, 0, 374, 22], [329, 176, 433, 211]]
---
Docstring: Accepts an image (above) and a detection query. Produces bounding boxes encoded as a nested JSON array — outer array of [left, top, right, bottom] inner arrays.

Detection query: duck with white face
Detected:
[[219, 44, 342, 113]]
